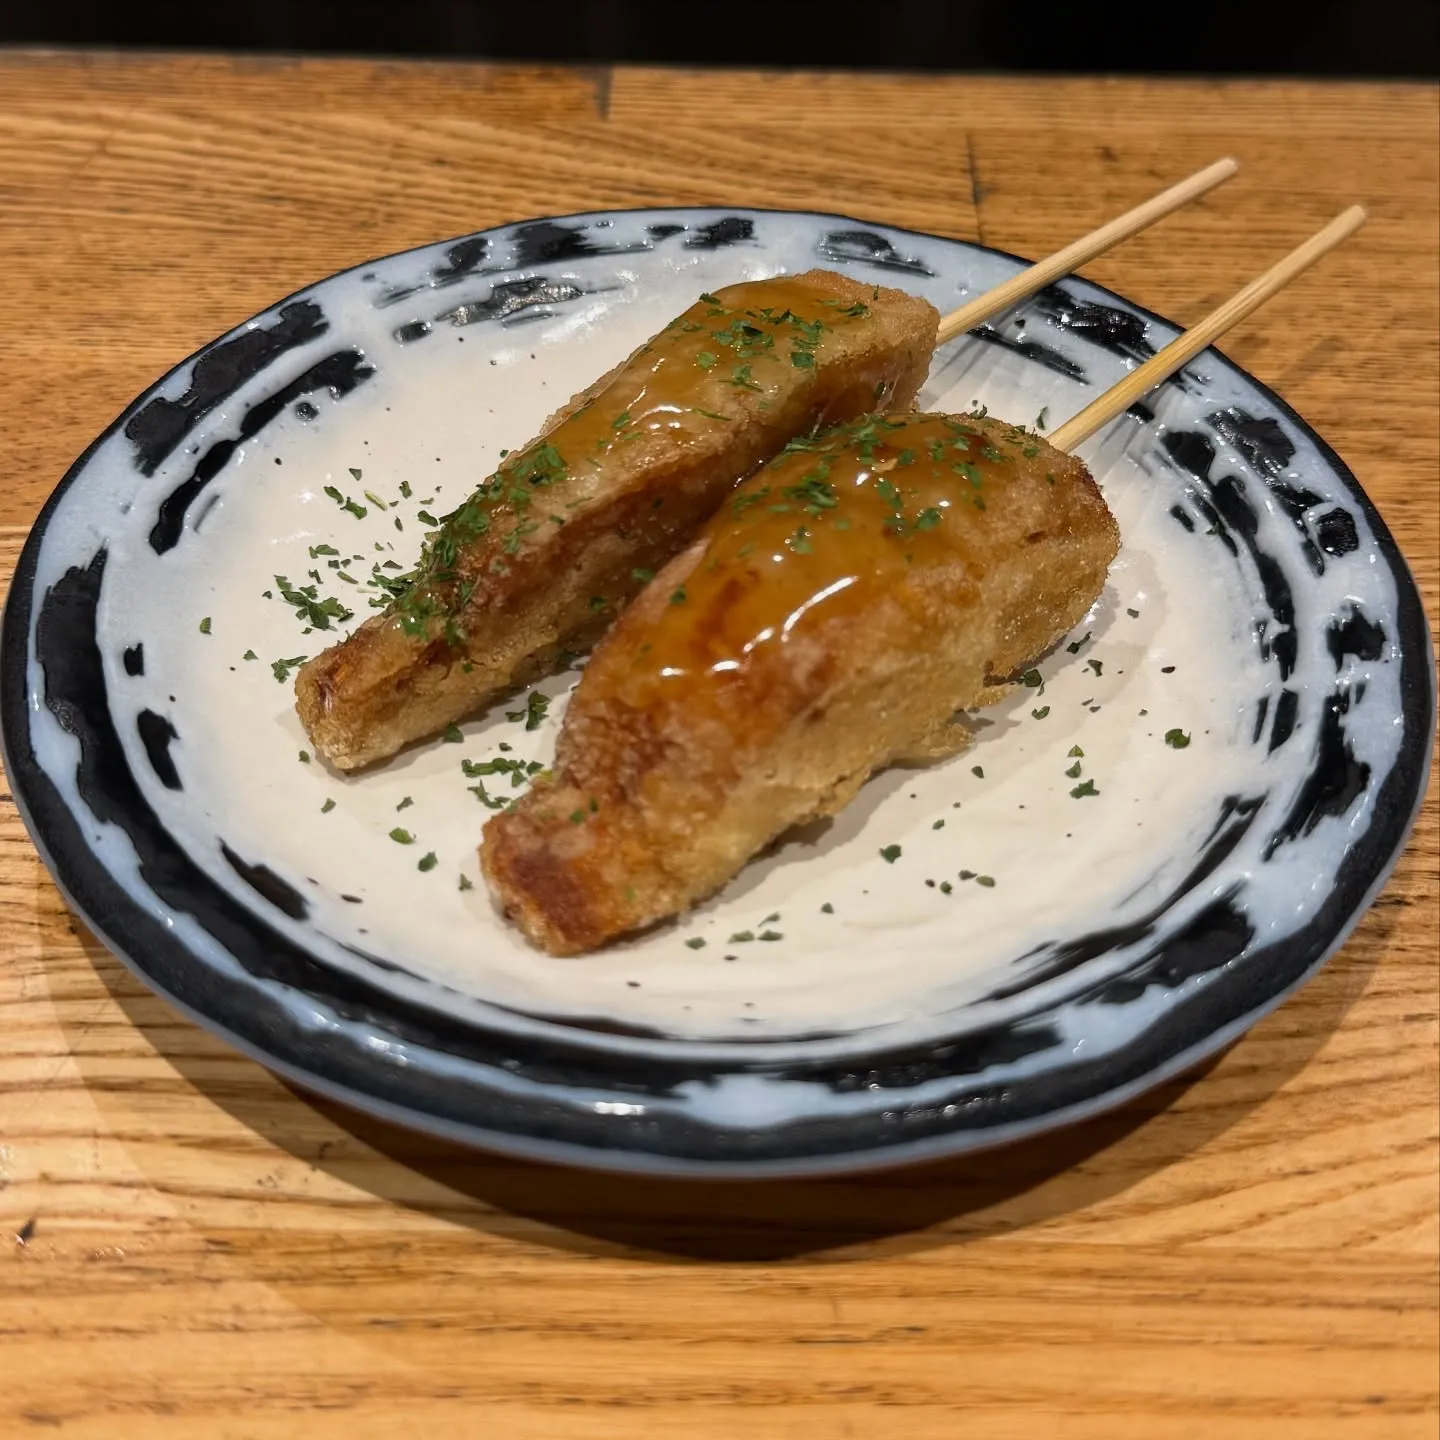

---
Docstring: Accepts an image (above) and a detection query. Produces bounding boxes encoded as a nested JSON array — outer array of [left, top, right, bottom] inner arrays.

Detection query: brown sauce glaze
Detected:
[[607, 412, 1071, 707], [398, 278, 912, 633]]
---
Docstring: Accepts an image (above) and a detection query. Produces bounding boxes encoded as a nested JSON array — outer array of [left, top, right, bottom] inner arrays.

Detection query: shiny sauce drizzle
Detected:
[[550, 276, 887, 471], [392, 277, 891, 639], [614, 412, 1057, 702]]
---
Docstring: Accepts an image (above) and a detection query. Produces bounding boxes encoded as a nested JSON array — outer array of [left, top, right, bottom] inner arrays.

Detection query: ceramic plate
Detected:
[[3, 208, 1432, 1176]]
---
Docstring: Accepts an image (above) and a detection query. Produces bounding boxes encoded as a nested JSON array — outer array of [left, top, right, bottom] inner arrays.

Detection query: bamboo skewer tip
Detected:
[[1044, 205, 1367, 454], [933, 156, 1242, 345]]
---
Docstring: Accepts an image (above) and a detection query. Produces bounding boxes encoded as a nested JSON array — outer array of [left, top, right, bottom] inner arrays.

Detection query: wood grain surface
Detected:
[[0, 50, 1436, 1439]]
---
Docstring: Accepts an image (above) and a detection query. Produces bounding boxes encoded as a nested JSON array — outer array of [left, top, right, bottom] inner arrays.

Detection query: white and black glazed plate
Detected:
[[3, 208, 1432, 1176]]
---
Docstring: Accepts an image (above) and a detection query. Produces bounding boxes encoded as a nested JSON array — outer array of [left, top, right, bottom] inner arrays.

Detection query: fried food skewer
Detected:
[[482, 208, 1368, 955], [297, 269, 939, 771], [482, 413, 1118, 955], [296, 160, 1240, 770]]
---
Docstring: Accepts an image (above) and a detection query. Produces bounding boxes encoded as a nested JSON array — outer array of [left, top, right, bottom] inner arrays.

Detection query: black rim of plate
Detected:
[[3, 207, 1434, 1177]]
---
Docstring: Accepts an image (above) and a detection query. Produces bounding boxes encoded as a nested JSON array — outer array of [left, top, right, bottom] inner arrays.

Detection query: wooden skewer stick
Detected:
[[933, 156, 1239, 346], [1046, 205, 1367, 452]]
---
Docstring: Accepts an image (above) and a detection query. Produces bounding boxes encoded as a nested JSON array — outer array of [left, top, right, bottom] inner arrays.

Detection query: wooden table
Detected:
[[1, 51, 1436, 1438]]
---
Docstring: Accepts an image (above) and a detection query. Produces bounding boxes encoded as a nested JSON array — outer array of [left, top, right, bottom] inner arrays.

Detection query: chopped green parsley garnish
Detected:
[[685, 937, 707, 949], [1070, 780, 1099, 799], [729, 930, 755, 943], [1032, 706, 1050, 719], [932, 819, 945, 830], [631, 568, 654, 584], [243, 649, 257, 661], [1066, 632, 1092, 654], [725, 363, 762, 391], [389, 828, 414, 844], [1069, 745, 1084, 757], [443, 723, 464, 743], [1086, 658, 1104, 676], [198, 616, 212, 634], [879, 844, 902, 864], [976, 875, 996, 888], [462, 755, 544, 785], [1065, 761, 1082, 779], [758, 930, 784, 941], [1165, 729, 1192, 748], [396, 796, 413, 811], [1035, 407, 1050, 430], [939, 881, 953, 894], [971, 766, 985, 779], [273, 574, 352, 631], [298, 750, 310, 763], [271, 655, 307, 684], [501, 691, 549, 730], [323, 485, 367, 519], [417, 852, 438, 872], [820, 902, 834, 914], [783, 474, 839, 514], [321, 798, 335, 813]]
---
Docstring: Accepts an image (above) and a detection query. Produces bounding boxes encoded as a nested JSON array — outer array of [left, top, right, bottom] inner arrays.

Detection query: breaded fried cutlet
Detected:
[[481, 412, 1121, 955], [295, 270, 939, 770]]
